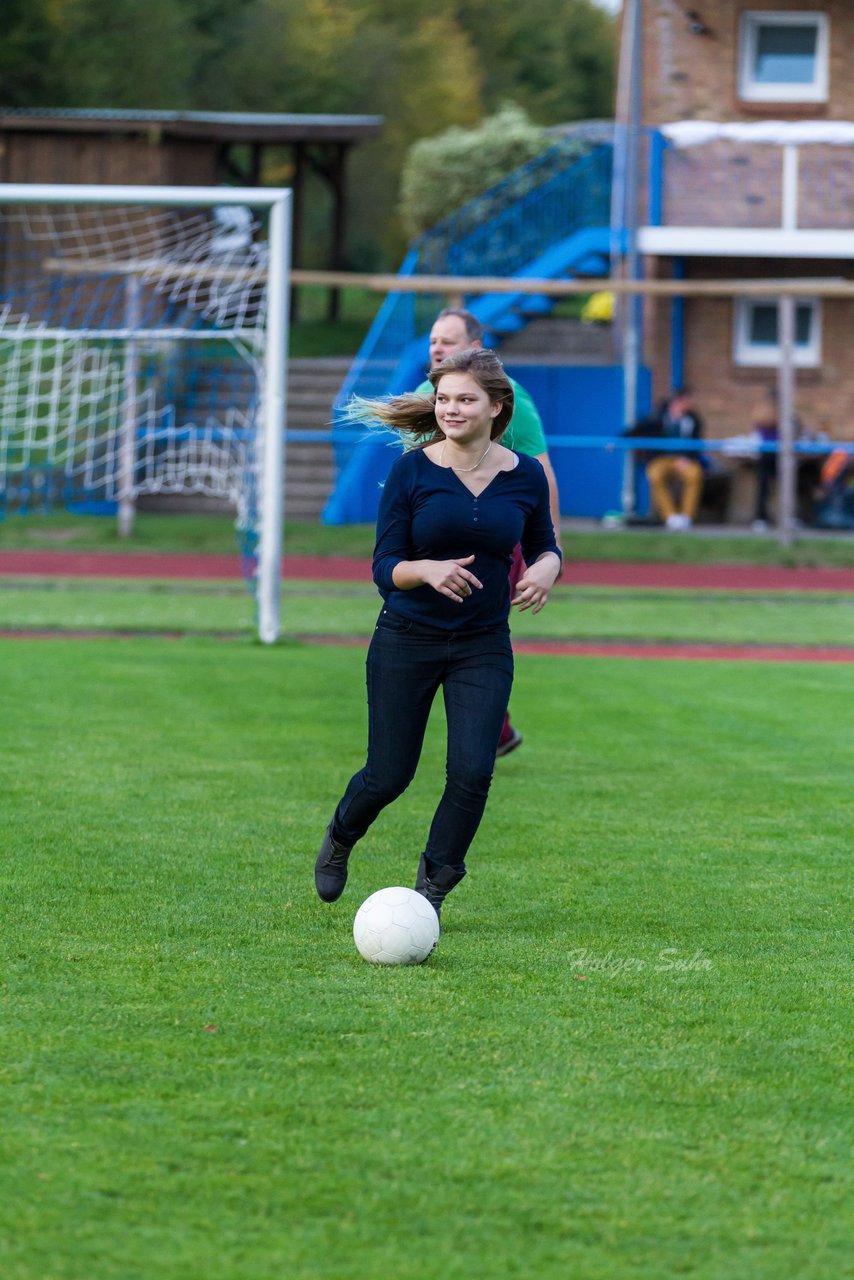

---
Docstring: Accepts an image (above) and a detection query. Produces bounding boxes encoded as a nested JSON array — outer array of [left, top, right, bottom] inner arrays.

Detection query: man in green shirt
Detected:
[[417, 307, 563, 757]]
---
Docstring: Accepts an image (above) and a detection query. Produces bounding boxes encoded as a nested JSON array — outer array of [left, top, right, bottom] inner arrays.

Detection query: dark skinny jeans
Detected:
[[332, 610, 514, 870]]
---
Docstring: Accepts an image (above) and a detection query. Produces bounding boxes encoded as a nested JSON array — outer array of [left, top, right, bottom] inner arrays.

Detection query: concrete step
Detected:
[[286, 442, 334, 462], [290, 373, 348, 399], [498, 315, 615, 364], [285, 482, 334, 503], [288, 386, 341, 404], [288, 365, 350, 381], [286, 358, 349, 444], [286, 496, 330, 520], [286, 473, 333, 495], [287, 359, 350, 387], [288, 357, 353, 373]]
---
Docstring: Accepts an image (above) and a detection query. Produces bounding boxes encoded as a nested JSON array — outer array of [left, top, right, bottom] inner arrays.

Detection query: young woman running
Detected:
[[314, 348, 562, 923]]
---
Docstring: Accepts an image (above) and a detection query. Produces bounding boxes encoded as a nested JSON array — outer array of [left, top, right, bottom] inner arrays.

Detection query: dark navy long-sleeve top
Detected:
[[372, 449, 561, 632]]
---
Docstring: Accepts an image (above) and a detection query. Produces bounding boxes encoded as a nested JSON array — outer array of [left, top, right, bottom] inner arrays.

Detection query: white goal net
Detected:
[[0, 183, 291, 642]]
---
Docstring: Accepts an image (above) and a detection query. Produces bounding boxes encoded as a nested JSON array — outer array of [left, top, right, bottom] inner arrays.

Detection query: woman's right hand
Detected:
[[416, 555, 483, 603]]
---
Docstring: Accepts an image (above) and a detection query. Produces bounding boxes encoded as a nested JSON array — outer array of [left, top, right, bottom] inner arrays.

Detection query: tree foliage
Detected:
[[49, 0, 199, 108], [4, 0, 616, 265], [0, 0, 59, 106], [399, 105, 551, 237], [456, 0, 616, 122]]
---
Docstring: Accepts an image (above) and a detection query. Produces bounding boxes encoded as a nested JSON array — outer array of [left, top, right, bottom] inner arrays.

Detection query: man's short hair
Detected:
[[435, 308, 484, 344]]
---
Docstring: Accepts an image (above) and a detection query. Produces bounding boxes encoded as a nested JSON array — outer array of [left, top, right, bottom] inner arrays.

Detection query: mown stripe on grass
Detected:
[[2, 625, 853, 661]]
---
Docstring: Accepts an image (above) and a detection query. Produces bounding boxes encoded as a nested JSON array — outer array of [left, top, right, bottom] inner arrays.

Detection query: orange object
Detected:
[[821, 449, 852, 488]]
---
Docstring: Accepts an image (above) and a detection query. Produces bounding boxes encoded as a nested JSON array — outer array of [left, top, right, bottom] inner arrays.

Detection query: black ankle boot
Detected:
[[415, 855, 466, 924], [314, 823, 353, 902]]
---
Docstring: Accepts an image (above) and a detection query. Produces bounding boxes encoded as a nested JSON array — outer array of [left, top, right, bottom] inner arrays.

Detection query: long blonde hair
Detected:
[[346, 348, 515, 446]]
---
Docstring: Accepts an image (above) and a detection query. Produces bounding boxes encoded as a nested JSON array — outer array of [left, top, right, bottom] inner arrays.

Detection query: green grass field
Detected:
[[3, 578, 854, 648], [1, 552, 852, 1278]]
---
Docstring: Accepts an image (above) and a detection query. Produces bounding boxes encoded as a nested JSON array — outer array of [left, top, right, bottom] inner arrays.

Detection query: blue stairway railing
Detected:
[[324, 136, 615, 523], [421, 142, 612, 279]]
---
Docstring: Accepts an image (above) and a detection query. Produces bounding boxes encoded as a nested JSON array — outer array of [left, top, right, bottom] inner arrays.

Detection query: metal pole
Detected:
[[118, 273, 141, 538], [328, 142, 349, 323], [290, 145, 304, 325], [776, 294, 797, 548], [616, 0, 643, 515], [256, 191, 291, 644]]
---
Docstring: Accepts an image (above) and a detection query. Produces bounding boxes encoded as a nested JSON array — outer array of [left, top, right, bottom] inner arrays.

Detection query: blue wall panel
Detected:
[[504, 363, 652, 518]]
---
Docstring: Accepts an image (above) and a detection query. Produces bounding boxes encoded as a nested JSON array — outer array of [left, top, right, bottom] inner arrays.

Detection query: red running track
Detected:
[[1, 549, 853, 592]]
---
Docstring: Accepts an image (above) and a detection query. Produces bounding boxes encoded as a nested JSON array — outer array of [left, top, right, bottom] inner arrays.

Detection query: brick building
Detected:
[[632, 2, 854, 444]]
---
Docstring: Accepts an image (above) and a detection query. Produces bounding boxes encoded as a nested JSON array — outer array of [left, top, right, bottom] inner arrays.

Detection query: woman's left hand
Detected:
[[511, 553, 561, 614]]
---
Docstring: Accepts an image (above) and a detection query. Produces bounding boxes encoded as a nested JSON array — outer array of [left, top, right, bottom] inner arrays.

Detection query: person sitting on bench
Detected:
[[626, 387, 705, 530]]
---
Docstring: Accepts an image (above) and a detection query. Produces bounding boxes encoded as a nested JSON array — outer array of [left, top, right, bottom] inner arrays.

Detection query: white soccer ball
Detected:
[[353, 886, 440, 965]]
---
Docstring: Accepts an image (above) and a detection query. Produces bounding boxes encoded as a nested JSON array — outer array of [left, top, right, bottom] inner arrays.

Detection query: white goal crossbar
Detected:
[[0, 183, 291, 643]]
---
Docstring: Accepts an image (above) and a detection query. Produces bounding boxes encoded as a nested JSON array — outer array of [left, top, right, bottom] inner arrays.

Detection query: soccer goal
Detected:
[[0, 183, 291, 643]]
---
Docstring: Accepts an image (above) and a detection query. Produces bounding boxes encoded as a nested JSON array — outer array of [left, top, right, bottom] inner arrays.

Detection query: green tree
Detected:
[[354, 11, 483, 260], [190, 0, 369, 113], [456, 0, 616, 122], [0, 0, 59, 105], [399, 104, 550, 237], [188, 0, 482, 263], [4, 0, 615, 267], [49, 0, 200, 108]]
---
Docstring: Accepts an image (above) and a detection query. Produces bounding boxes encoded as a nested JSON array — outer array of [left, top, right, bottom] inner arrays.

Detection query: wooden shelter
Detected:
[[0, 108, 384, 317]]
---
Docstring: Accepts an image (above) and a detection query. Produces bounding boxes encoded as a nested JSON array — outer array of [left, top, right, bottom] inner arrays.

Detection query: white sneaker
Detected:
[[680, 515, 693, 530], [752, 519, 768, 533], [665, 514, 682, 530]]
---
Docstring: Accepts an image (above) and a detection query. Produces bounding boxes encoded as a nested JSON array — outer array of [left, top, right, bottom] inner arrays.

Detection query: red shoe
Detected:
[[495, 727, 523, 759]]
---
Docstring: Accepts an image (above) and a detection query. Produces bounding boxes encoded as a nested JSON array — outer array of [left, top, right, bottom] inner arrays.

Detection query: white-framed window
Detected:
[[739, 11, 829, 103], [733, 297, 822, 367]]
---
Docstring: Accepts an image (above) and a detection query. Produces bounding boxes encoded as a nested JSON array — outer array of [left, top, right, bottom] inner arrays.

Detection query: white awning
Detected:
[[638, 227, 854, 260], [661, 120, 854, 148]]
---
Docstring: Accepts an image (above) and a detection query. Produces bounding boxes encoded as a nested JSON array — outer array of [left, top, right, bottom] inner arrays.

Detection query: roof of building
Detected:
[[0, 108, 384, 144]]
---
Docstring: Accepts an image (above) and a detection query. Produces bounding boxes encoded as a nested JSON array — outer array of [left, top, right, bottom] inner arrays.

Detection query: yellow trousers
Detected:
[[646, 455, 704, 521]]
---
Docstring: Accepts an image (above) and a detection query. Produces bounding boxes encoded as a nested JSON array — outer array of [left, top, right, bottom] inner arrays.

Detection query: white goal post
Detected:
[[0, 182, 291, 644]]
